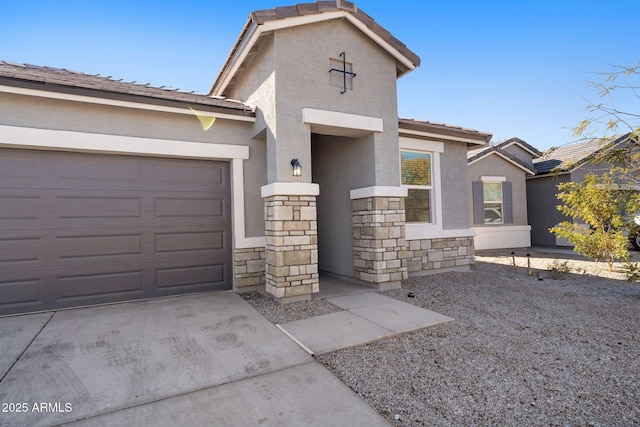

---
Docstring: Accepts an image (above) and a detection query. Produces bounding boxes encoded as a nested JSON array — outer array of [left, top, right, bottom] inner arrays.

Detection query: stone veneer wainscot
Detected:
[[406, 236, 474, 273], [234, 247, 266, 291]]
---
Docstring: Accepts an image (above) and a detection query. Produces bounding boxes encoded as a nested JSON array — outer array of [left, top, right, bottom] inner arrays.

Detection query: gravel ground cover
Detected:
[[241, 291, 342, 324], [242, 250, 640, 425], [318, 252, 640, 426]]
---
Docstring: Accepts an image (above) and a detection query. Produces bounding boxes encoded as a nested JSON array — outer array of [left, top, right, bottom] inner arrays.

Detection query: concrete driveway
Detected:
[[0, 292, 389, 426]]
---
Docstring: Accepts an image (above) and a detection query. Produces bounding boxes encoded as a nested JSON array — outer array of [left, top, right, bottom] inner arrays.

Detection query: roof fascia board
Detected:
[[211, 20, 260, 96], [343, 14, 416, 73], [527, 171, 570, 179], [0, 84, 255, 123], [468, 150, 535, 175], [212, 10, 417, 95], [400, 128, 488, 145]]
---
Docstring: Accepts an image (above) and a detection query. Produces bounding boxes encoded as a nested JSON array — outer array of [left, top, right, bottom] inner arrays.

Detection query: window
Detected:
[[483, 182, 503, 224], [472, 178, 513, 225], [401, 150, 432, 223]]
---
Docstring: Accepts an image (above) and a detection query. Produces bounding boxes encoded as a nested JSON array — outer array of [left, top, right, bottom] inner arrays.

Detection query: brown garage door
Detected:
[[0, 148, 232, 315]]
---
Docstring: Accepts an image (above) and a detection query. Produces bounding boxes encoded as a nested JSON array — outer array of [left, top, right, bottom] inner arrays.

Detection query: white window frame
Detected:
[[481, 176, 505, 225], [401, 149, 434, 224], [399, 137, 443, 238]]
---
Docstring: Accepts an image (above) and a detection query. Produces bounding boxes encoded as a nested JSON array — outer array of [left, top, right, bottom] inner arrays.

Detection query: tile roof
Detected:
[[532, 137, 618, 175], [211, 1, 420, 96], [399, 118, 492, 144], [0, 61, 255, 115]]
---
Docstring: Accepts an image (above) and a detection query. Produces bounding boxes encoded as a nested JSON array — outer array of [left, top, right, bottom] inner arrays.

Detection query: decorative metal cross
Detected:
[[329, 52, 356, 94]]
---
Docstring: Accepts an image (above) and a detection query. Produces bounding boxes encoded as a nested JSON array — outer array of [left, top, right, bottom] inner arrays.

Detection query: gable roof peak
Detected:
[[210, 1, 420, 96], [495, 137, 542, 156]]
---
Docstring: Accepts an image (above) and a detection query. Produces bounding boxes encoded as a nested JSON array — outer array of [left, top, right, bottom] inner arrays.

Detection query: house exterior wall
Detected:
[[270, 19, 401, 186], [503, 144, 534, 168], [441, 141, 472, 230], [526, 174, 570, 246], [570, 161, 613, 182], [530, 159, 629, 248]]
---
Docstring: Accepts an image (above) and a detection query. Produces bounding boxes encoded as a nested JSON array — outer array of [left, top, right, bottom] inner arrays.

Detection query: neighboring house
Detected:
[[467, 138, 540, 250], [0, 1, 491, 316], [527, 134, 638, 246]]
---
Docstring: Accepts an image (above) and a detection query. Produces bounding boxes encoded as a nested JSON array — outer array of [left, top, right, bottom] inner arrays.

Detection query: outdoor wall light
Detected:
[[291, 158, 302, 177]]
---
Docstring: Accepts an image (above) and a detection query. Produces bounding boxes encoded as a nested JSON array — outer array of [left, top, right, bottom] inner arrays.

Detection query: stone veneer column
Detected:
[[352, 193, 408, 290], [263, 190, 319, 303]]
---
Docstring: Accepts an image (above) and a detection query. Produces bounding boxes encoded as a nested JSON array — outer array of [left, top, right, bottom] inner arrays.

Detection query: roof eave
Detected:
[[399, 119, 492, 146], [1, 77, 256, 121]]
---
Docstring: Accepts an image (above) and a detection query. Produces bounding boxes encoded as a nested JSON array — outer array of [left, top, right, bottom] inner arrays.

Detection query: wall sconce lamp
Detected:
[[291, 158, 302, 177]]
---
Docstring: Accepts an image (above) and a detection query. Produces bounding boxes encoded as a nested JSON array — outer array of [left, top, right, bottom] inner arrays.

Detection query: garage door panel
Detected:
[[0, 190, 46, 230], [152, 159, 228, 191], [54, 155, 144, 190], [0, 236, 43, 265], [56, 233, 144, 260], [55, 195, 143, 220], [155, 264, 227, 292], [0, 278, 43, 310], [0, 151, 42, 187], [154, 196, 225, 220], [0, 194, 42, 221], [56, 270, 145, 300], [155, 230, 225, 254]]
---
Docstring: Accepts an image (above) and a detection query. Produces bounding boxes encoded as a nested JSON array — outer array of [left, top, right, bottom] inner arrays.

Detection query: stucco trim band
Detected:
[[472, 225, 532, 250], [399, 136, 444, 153], [261, 182, 320, 197], [0, 124, 249, 160], [405, 225, 476, 240], [350, 186, 407, 200], [302, 108, 383, 133]]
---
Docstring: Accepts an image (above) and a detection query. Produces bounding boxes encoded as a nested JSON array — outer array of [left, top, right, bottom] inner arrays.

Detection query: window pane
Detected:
[[401, 151, 431, 186], [484, 202, 503, 223], [406, 188, 431, 223], [483, 182, 502, 202]]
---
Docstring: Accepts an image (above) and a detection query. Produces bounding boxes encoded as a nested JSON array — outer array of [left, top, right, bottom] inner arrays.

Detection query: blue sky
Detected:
[[2, 1, 638, 150]]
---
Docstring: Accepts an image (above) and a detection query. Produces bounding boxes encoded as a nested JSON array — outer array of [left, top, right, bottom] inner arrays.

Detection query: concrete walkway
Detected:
[[0, 281, 453, 426], [281, 278, 453, 355]]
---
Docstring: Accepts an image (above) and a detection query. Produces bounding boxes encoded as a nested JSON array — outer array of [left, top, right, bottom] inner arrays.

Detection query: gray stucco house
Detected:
[[527, 134, 638, 247], [0, 1, 491, 316], [467, 138, 540, 250]]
